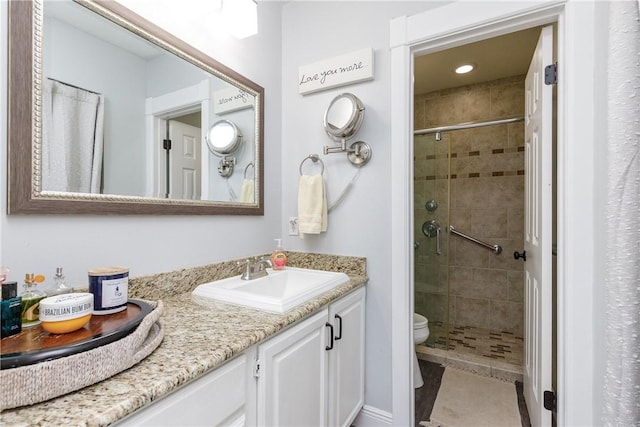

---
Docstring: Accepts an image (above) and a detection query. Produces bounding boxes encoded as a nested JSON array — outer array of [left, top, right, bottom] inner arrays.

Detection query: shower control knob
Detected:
[[425, 199, 438, 212], [513, 250, 527, 262]]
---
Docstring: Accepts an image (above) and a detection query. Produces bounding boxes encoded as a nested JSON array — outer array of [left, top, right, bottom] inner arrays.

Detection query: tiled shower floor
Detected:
[[417, 321, 524, 380]]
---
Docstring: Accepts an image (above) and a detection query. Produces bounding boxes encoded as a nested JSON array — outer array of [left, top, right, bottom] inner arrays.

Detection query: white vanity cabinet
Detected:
[[116, 287, 365, 427], [327, 287, 366, 427], [116, 350, 256, 427], [256, 287, 366, 427]]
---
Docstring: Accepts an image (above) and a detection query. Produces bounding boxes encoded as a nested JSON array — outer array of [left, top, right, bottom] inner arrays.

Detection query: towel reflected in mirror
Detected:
[[240, 179, 254, 203]]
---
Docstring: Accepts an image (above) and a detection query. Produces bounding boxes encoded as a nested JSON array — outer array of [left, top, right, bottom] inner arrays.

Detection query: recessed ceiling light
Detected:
[[455, 64, 475, 74]]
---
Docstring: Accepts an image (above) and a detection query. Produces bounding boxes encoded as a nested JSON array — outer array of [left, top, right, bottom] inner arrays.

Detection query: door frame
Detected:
[[145, 79, 211, 198], [390, 1, 598, 426]]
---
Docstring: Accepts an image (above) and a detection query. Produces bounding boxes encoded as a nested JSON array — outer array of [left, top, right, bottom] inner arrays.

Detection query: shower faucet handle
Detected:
[[421, 220, 442, 256]]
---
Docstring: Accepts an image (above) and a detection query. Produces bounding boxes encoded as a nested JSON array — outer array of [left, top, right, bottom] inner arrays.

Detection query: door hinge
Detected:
[[163, 139, 172, 150], [544, 63, 557, 85], [544, 390, 556, 411]]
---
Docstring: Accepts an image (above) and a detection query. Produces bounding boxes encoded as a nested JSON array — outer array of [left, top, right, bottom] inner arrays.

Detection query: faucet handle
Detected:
[[258, 258, 273, 270], [237, 259, 252, 279]]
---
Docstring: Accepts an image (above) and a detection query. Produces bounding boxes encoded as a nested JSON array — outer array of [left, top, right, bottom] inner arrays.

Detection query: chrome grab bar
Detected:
[[449, 225, 502, 255]]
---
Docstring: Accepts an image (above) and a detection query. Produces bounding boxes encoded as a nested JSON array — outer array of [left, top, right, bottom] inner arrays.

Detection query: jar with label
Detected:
[[88, 267, 129, 315]]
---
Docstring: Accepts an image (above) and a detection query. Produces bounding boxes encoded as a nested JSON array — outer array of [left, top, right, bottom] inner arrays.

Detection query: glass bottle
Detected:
[[1, 266, 23, 338], [48, 267, 72, 296], [21, 273, 47, 327]]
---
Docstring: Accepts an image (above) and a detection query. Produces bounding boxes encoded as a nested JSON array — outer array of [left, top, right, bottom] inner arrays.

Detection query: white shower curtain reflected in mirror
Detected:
[[42, 79, 104, 193]]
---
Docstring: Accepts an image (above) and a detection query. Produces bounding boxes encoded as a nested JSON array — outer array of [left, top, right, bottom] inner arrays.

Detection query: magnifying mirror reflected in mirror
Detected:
[[206, 120, 243, 177], [206, 120, 243, 155]]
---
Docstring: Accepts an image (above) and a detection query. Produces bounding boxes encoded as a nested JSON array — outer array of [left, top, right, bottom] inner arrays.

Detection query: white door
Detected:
[[328, 287, 366, 427], [524, 25, 553, 427], [257, 309, 329, 426], [168, 120, 201, 200]]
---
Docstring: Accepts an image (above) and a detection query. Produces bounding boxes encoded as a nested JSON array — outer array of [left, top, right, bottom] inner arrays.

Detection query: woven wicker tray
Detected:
[[0, 299, 164, 411]]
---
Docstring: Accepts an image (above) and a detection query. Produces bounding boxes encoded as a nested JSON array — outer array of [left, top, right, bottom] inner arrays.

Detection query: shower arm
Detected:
[[449, 225, 502, 255]]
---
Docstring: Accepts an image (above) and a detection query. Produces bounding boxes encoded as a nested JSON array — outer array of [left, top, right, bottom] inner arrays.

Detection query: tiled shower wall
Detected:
[[414, 75, 526, 337]]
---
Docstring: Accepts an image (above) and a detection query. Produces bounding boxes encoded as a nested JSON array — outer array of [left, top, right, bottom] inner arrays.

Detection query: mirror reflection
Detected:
[[7, 0, 264, 214], [42, 0, 258, 203]]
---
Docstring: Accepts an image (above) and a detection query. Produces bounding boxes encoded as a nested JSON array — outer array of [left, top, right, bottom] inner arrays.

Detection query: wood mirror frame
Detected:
[[7, 0, 264, 215]]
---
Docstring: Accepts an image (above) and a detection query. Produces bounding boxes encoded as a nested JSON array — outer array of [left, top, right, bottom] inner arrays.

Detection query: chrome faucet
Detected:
[[238, 257, 272, 280]]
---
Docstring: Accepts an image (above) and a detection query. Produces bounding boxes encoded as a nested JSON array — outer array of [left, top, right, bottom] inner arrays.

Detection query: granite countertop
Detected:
[[0, 253, 367, 427]]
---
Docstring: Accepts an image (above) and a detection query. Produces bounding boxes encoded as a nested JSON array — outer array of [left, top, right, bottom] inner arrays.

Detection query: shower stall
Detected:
[[413, 75, 527, 373]]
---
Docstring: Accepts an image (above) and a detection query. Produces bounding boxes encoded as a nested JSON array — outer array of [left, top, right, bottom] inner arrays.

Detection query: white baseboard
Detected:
[[353, 405, 393, 426]]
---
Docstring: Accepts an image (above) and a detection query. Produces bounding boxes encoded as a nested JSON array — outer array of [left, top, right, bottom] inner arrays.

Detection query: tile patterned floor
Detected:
[[428, 321, 523, 367]]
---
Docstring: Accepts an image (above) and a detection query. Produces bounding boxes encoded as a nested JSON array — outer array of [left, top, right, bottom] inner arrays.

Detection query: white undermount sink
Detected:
[[192, 267, 350, 313]]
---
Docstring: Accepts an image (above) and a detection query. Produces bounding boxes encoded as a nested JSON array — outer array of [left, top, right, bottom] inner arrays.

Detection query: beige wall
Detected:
[[414, 75, 525, 336]]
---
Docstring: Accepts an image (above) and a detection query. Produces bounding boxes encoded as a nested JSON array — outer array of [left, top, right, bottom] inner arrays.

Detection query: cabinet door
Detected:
[[328, 287, 366, 427], [257, 309, 329, 427], [117, 354, 247, 426]]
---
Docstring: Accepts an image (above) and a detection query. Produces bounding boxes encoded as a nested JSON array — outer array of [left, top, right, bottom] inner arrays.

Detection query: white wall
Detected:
[[280, 1, 446, 415], [0, 1, 283, 289]]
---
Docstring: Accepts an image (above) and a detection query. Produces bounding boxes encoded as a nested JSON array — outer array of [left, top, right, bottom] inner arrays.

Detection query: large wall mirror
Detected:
[[8, 0, 264, 215]]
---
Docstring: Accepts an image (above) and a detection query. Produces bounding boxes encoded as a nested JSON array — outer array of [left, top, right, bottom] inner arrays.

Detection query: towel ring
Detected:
[[299, 154, 325, 176], [244, 162, 255, 179]]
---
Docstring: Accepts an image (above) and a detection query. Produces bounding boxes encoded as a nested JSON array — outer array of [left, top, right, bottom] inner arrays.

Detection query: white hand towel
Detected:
[[240, 179, 254, 203], [298, 174, 327, 238]]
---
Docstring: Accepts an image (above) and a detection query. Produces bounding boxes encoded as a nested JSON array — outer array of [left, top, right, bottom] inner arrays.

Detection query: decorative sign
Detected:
[[298, 48, 374, 95], [213, 87, 255, 114]]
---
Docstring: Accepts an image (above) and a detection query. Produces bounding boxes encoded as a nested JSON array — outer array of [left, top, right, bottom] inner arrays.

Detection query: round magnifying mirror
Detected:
[[206, 120, 243, 155], [323, 93, 365, 141]]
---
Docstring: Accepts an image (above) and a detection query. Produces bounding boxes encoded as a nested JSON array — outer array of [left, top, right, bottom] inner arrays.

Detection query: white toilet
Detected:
[[413, 313, 430, 388]]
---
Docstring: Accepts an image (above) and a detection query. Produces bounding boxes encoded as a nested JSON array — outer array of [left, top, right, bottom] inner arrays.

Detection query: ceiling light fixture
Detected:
[[455, 64, 475, 74]]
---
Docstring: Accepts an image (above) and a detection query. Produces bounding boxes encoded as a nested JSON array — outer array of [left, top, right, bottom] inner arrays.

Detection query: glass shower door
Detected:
[[414, 133, 450, 349]]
